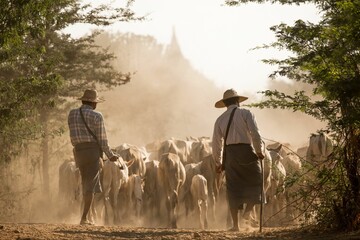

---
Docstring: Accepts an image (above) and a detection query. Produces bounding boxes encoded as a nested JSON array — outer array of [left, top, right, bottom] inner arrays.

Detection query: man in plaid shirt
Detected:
[[68, 89, 118, 225]]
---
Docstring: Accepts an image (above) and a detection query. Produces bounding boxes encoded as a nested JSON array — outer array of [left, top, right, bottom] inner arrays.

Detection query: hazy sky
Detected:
[[64, 0, 321, 96]]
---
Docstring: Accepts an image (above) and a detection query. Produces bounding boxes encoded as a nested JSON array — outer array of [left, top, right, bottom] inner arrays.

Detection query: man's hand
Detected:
[[257, 152, 265, 160], [109, 155, 118, 162]]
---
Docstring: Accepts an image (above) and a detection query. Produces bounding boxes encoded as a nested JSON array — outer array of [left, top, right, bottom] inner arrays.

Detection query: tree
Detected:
[[226, 0, 360, 230], [0, 0, 142, 201]]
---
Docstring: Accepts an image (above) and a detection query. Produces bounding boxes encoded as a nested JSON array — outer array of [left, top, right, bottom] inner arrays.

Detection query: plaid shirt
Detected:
[[68, 104, 115, 159]]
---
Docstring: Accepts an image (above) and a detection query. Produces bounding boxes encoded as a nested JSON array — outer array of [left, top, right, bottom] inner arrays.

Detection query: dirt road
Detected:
[[1, 223, 360, 240]]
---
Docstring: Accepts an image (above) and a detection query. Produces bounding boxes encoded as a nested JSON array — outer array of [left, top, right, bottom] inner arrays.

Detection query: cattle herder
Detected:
[[68, 89, 119, 225], [212, 88, 265, 231]]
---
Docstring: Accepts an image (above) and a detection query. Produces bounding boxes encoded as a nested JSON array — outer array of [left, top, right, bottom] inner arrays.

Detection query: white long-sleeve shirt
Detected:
[[212, 104, 263, 167]]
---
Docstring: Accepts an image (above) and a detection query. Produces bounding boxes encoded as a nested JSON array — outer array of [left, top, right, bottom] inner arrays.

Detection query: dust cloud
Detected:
[[0, 31, 325, 226], [97, 32, 324, 152], [251, 79, 325, 149]]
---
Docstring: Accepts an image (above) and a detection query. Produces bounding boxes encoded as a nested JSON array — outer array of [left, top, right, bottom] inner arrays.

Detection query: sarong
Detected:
[[224, 144, 262, 210], [74, 142, 102, 194]]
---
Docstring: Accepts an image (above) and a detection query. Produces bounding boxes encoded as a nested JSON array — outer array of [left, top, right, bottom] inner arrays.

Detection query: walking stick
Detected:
[[259, 156, 264, 233], [259, 140, 266, 233]]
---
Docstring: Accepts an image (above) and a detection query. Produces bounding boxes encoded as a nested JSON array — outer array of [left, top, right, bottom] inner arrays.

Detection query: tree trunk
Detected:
[[40, 111, 50, 197]]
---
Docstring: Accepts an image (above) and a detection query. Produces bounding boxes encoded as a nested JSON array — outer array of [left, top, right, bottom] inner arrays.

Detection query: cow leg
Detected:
[[153, 196, 161, 226], [195, 200, 202, 229], [272, 196, 279, 226], [133, 176, 143, 219], [202, 200, 208, 229], [208, 191, 216, 223], [184, 194, 191, 217], [104, 196, 113, 225], [170, 190, 178, 228], [226, 207, 232, 228], [165, 196, 172, 227], [92, 193, 104, 224], [88, 199, 95, 223], [102, 179, 113, 225], [112, 188, 120, 225]]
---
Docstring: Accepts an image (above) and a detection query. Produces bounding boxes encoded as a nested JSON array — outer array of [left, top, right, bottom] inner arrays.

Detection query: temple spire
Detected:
[[165, 26, 183, 59]]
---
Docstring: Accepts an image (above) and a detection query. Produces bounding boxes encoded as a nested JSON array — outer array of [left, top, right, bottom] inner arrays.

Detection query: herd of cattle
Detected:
[[58, 133, 334, 229]]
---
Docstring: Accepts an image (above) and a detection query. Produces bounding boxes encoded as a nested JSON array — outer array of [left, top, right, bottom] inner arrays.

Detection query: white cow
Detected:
[[118, 174, 143, 224], [158, 139, 193, 165], [181, 162, 201, 218], [268, 143, 303, 225], [99, 157, 130, 225], [181, 154, 219, 226], [260, 148, 273, 204], [304, 132, 334, 223], [199, 155, 218, 219], [115, 143, 147, 178], [296, 146, 308, 162], [158, 153, 186, 228], [252, 148, 273, 227], [307, 132, 334, 166], [190, 174, 208, 229], [190, 138, 212, 163], [282, 153, 303, 224], [267, 150, 287, 226]]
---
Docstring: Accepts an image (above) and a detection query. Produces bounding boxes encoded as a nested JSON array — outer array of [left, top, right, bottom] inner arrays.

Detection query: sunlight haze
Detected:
[[63, 0, 321, 95]]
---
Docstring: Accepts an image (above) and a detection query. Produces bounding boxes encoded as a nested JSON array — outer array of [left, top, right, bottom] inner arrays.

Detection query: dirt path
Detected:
[[1, 223, 360, 240]]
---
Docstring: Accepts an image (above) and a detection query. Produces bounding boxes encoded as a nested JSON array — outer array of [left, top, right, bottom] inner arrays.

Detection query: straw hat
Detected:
[[77, 89, 105, 103], [215, 89, 248, 108]]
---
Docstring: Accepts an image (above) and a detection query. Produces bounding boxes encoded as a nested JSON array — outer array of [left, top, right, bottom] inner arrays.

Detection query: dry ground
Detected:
[[1, 223, 360, 240]]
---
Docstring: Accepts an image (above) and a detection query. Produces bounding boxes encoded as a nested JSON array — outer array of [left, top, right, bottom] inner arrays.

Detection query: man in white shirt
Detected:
[[212, 89, 265, 231]]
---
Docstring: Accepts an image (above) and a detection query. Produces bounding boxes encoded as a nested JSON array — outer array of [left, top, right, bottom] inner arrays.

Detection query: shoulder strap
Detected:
[[79, 107, 103, 161], [79, 107, 99, 142], [79, 107, 103, 158], [221, 107, 237, 171], [224, 107, 237, 146]]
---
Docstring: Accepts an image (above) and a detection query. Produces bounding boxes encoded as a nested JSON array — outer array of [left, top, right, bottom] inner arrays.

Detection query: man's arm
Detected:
[[95, 113, 117, 160], [246, 111, 264, 159], [212, 119, 223, 168]]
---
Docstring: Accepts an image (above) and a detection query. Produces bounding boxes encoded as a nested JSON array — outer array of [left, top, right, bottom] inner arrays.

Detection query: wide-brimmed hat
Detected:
[[77, 89, 105, 103], [215, 88, 248, 108]]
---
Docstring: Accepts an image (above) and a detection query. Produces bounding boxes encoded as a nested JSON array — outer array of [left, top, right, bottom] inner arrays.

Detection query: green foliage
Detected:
[[0, 0, 141, 164], [228, 0, 360, 231], [0, 0, 142, 207]]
